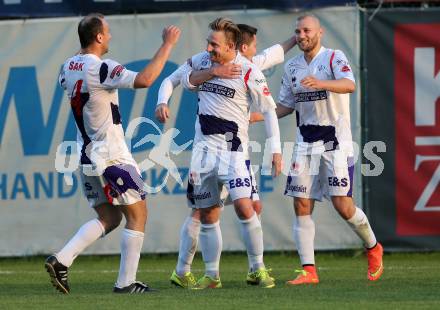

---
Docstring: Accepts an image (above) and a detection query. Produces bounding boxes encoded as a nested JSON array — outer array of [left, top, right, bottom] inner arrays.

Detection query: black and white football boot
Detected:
[[45, 255, 70, 294], [113, 281, 157, 294]]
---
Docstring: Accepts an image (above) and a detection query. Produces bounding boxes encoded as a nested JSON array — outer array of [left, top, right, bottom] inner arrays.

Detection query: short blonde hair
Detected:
[[209, 17, 241, 48]]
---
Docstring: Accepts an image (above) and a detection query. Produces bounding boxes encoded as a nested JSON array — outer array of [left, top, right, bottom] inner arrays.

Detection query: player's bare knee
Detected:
[[120, 200, 147, 230], [200, 206, 220, 224], [235, 205, 255, 220], [294, 198, 313, 216], [94, 203, 122, 233], [332, 196, 355, 220], [103, 212, 123, 233], [234, 198, 255, 220], [124, 211, 146, 227], [191, 208, 202, 221], [252, 200, 263, 215]]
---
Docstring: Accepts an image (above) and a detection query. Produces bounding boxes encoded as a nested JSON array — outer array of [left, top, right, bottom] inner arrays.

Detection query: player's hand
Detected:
[[162, 25, 181, 46], [155, 103, 170, 123], [212, 63, 242, 79], [301, 75, 323, 90], [249, 112, 264, 124], [272, 153, 282, 177]]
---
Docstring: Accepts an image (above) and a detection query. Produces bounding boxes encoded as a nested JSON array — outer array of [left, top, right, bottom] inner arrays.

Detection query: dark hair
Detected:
[[237, 24, 257, 48], [209, 17, 241, 48], [78, 13, 105, 48]]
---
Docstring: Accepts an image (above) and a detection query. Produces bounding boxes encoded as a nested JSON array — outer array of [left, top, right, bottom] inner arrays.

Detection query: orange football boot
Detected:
[[286, 265, 319, 285], [367, 243, 384, 281]]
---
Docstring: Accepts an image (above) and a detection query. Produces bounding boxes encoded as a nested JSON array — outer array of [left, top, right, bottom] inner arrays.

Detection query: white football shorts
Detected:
[[284, 150, 354, 201], [220, 159, 260, 206], [80, 158, 146, 208], [186, 149, 253, 209]]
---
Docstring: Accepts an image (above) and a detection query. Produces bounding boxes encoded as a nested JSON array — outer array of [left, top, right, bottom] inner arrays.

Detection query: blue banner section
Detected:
[[0, 0, 356, 18]]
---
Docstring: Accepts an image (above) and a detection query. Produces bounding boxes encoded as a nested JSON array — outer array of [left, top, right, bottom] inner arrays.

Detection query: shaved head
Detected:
[[296, 14, 321, 29], [295, 14, 323, 54]]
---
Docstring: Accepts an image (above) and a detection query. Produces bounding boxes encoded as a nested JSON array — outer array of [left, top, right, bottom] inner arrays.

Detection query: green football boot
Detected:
[[192, 275, 222, 290], [246, 268, 275, 288], [170, 270, 196, 289]]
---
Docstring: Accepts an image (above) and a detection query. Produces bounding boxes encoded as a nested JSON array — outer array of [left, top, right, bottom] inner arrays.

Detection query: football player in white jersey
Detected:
[[45, 13, 180, 294], [155, 24, 296, 289], [175, 18, 282, 289], [274, 15, 383, 284]]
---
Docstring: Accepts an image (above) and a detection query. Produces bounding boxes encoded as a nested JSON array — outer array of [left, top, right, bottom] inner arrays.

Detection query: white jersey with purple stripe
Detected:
[[185, 51, 277, 157], [278, 46, 355, 155], [59, 53, 137, 165]]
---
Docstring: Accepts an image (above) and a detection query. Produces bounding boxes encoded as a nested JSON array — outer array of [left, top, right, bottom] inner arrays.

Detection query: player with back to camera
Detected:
[[45, 13, 180, 294]]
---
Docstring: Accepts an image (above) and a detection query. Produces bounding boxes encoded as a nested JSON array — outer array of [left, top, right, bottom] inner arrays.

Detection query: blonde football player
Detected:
[[156, 23, 295, 288]]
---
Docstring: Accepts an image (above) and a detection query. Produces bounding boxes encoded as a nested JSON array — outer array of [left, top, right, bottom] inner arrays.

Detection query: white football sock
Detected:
[[346, 207, 377, 248], [247, 213, 262, 271], [115, 228, 144, 288], [293, 215, 315, 266], [199, 221, 222, 279], [176, 216, 201, 276], [240, 213, 264, 271], [56, 218, 105, 267]]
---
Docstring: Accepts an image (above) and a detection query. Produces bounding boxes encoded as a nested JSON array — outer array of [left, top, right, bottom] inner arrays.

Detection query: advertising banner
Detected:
[[0, 8, 361, 256], [364, 9, 440, 249]]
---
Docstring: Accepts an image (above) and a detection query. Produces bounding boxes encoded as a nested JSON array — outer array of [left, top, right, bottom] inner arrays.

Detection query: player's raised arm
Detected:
[[280, 35, 297, 54], [134, 25, 181, 88], [250, 37, 296, 72]]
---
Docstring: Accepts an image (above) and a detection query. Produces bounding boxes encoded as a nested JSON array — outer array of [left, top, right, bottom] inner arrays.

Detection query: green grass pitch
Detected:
[[0, 252, 439, 309]]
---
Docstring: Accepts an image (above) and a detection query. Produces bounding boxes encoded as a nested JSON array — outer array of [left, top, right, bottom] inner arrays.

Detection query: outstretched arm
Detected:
[[134, 26, 181, 88], [280, 35, 297, 54]]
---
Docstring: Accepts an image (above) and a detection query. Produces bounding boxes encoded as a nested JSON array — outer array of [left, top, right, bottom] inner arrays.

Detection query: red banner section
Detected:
[[395, 24, 440, 236]]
